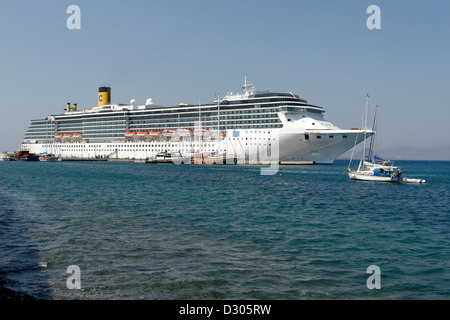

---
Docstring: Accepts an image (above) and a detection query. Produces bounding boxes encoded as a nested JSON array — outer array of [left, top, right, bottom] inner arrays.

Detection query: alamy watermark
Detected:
[[66, 5, 380, 31], [66, 265, 81, 289], [366, 265, 381, 289], [66, 5, 81, 30], [367, 5, 381, 30], [159, 124, 280, 175]]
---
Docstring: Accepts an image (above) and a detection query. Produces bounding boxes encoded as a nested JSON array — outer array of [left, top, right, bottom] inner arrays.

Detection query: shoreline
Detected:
[[0, 278, 38, 300]]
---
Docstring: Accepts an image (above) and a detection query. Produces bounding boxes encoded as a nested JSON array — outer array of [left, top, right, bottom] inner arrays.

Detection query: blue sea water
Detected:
[[0, 160, 449, 300]]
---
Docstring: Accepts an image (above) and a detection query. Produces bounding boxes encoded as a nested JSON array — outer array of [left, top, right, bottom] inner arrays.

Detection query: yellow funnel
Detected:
[[98, 87, 111, 107]]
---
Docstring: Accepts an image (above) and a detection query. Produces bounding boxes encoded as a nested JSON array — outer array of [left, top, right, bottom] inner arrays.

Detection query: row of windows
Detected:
[[29, 109, 281, 129], [223, 97, 302, 105], [127, 123, 283, 130], [50, 139, 276, 153], [57, 125, 82, 129], [129, 119, 280, 129], [131, 108, 279, 119], [82, 127, 125, 132], [57, 122, 83, 127], [81, 127, 281, 140], [83, 121, 126, 127], [24, 135, 53, 139], [30, 120, 53, 125], [36, 116, 280, 132], [24, 133, 53, 137], [315, 135, 347, 139], [282, 106, 323, 114], [28, 123, 283, 136], [24, 125, 283, 142], [58, 143, 269, 153], [129, 113, 278, 124], [25, 129, 55, 134], [37, 129, 275, 146], [83, 117, 127, 122], [28, 124, 55, 128], [57, 126, 126, 133], [79, 134, 124, 138]]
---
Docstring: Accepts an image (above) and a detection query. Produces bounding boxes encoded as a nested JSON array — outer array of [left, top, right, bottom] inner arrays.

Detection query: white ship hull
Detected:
[[278, 130, 367, 164], [22, 128, 370, 165]]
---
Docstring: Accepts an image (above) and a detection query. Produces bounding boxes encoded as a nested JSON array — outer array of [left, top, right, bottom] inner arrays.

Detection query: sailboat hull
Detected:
[[348, 170, 399, 182]]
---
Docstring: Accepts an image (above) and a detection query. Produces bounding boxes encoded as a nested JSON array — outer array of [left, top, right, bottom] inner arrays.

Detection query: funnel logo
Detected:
[[99, 95, 103, 102], [66, 5, 81, 30]]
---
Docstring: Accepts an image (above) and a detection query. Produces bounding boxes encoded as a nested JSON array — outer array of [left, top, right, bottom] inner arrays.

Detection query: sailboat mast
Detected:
[[368, 105, 378, 162], [367, 104, 377, 162], [359, 94, 369, 170]]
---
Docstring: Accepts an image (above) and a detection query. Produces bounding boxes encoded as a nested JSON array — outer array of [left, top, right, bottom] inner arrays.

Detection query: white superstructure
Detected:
[[21, 80, 372, 164]]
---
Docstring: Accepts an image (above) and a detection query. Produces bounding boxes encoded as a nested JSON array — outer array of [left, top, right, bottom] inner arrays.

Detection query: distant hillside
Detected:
[[338, 144, 450, 161]]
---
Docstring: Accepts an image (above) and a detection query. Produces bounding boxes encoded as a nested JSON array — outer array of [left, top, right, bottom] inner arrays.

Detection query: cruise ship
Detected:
[[21, 79, 372, 164]]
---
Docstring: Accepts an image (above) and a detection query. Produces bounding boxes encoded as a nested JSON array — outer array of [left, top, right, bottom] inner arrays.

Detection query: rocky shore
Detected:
[[0, 278, 37, 300]]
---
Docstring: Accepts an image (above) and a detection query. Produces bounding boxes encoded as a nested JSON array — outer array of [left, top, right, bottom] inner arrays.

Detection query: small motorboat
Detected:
[[403, 178, 426, 184], [0, 152, 15, 161], [151, 151, 185, 164], [39, 153, 58, 161]]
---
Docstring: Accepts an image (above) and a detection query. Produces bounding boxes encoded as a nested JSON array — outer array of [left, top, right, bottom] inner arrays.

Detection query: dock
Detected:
[[279, 161, 316, 165], [60, 157, 107, 162]]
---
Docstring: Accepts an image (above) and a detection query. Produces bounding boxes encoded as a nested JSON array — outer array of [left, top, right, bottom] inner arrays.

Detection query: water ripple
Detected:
[[0, 160, 449, 299]]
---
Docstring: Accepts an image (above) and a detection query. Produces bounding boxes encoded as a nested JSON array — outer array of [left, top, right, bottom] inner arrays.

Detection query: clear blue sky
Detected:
[[1, 0, 449, 153]]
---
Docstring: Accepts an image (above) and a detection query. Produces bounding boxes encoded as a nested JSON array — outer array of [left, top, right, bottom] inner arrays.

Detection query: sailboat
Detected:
[[347, 96, 402, 182]]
